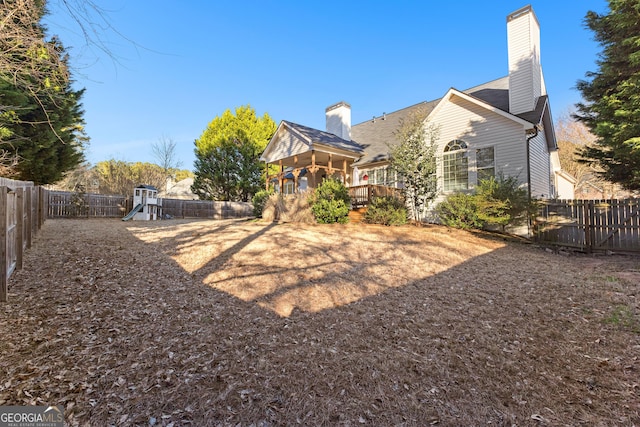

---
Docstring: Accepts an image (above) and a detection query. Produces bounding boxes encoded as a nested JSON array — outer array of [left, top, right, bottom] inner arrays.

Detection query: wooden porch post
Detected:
[[265, 161, 269, 190], [311, 150, 317, 188], [328, 154, 333, 178], [292, 170, 300, 194], [342, 159, 348, 185], [278, 160, 284, 193], [293, 155, 299, 193]]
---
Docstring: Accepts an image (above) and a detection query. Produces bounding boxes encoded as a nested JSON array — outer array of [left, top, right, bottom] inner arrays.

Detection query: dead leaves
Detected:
[[0, 219, 638, 425]]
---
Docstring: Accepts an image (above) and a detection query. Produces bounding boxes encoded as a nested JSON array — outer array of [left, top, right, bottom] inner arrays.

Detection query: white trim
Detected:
[[313, 143, 363, 159]]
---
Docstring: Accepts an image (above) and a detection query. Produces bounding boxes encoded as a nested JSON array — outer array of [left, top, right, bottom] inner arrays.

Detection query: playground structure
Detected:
[[122, 185, 162, 221]]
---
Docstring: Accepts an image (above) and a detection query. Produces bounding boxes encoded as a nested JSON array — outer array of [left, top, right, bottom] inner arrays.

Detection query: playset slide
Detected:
[[122, 203, 143, 221]]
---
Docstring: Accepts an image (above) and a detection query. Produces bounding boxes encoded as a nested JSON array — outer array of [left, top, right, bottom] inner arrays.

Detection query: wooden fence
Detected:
[[48, 191, 131, 218], [535, 198, 640, 253], [161, 199, 252, 219], [47, 191, 253, 220], [0, 179, 46, 302]]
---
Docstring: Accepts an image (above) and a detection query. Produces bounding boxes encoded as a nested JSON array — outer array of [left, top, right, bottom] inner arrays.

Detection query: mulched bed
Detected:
[[0, 218, 638, 426]]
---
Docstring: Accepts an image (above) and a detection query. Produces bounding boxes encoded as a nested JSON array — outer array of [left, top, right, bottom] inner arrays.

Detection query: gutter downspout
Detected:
[[525, 125, 539, 201]]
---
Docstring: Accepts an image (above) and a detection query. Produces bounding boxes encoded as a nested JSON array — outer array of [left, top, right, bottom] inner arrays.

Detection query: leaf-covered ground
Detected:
[[0, 218, 638, 426]]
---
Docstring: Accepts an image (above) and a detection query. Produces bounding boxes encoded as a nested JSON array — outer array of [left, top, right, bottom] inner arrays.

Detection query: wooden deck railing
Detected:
[[348, 185, 404, 208]]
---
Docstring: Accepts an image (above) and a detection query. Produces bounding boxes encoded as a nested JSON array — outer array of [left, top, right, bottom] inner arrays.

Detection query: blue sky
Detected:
[[45, 1, 608, 170]]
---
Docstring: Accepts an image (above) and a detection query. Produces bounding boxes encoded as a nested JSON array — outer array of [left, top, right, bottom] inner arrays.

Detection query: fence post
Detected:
[[0, 187, 7, 302], [583, 201, 592, 253], [15, 187, 24, 271], [25, 187, 32, 249], [38, 187, 45, 228]]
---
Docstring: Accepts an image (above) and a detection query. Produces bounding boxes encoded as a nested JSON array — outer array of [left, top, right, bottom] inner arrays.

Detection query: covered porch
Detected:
[[261, 121, 364, 195], [265, 149, 360, 194]]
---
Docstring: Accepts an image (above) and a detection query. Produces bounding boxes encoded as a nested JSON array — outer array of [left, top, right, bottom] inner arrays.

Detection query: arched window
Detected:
[[443, 140, 469, 191]]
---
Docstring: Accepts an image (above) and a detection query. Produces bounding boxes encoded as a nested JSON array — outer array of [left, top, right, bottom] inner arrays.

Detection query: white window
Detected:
[[443, 140, 468, 191], [476, 147, 495, 183], [283, 181, 295, 195], [361, 166, 399, 187], [299, 177, 308, 192]]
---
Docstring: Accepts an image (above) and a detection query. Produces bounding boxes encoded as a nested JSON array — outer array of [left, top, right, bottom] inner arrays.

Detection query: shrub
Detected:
[[252, 189, 274, 218], [436, 174, 538, 231], [436, 192, 482, 230], [311, 199, 350, 224], [308, 178, 351, 224], [476, 174, 536, 230], [364, 196, 407, 226]]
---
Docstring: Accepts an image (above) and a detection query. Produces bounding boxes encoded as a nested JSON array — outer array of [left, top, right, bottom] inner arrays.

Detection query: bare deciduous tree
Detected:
[[152, 136, 182, 172], [555, 113, 596, 187], [152, 135, 183, 190], [555, 113, 631, 198]]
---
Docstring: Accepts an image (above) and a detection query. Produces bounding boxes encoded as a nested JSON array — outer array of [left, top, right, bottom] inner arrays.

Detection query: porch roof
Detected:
[[261, 121, 364, 165]]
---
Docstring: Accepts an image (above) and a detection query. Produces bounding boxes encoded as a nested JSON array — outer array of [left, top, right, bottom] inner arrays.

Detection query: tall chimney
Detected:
[[507, 5, 542, 115], [326, 101, 351, 141]]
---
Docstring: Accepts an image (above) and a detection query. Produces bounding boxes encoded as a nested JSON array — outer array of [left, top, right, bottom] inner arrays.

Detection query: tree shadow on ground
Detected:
[[129, 219, 501, 317], [2, 219, 637, 426]]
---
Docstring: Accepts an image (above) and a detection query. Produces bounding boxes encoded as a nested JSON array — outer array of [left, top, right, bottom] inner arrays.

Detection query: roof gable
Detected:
[[352, 79, 538, 167], [429, 88, 534, 128], [285, 121, 364, 153], [260, 121, 363, 163]]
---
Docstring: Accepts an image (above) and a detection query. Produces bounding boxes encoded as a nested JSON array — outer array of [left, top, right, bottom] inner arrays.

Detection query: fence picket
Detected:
[[0, 180, 39, 302], [46, 191, 253, 220], [536, 198, 640, 253]]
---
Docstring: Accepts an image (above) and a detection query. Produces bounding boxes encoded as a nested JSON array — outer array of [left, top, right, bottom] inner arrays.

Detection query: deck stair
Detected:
[[348, 207, 367, 224]]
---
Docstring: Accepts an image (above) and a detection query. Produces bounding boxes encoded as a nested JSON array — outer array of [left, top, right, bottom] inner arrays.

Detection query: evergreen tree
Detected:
[[0, 1, 86, 183], [2, 69, 87, 184], [575, 0, 640, 191], [192, 105, 276, 201]]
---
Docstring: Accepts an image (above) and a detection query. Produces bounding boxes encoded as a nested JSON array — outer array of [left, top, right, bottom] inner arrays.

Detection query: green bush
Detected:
[[252, 189, 274, 218], [436, 192, 482, 230], [436, 174, 537, 231], [476, 174, 536, 229], [364, 196, 407, 226], [311, 199, 350, 224], [308, 178, 351, 224]]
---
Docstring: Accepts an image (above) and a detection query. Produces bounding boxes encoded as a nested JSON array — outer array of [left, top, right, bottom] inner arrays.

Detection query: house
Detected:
[[260, 5, 573, 213], [160, 177, 198, 200]]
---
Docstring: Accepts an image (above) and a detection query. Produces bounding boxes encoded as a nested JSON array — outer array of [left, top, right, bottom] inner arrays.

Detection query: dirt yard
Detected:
[[0, 218, 638, 426]]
